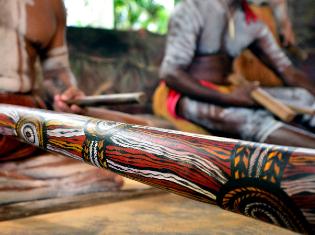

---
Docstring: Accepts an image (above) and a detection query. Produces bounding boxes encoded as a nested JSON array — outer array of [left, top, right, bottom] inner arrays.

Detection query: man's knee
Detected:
[[240, 110, 284, 142]]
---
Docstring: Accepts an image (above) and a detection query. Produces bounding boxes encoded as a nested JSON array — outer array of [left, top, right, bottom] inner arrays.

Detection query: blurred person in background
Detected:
[[155, 0, 315, 148]]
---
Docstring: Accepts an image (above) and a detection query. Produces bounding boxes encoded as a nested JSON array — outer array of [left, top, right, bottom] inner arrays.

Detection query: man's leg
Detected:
[[178, 97, 315, 148], [265, 125, 315, 148]]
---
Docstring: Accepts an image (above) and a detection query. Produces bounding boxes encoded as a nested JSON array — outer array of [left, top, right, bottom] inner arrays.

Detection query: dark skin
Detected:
[[281, 66, 315, 97], [165, 0, 257, 107], [249, 41, 315, 97], [25, 0, 84, 114], [165, 69, 258, 107], [23, 0, 152, 126], [165, 56, 315, 109]]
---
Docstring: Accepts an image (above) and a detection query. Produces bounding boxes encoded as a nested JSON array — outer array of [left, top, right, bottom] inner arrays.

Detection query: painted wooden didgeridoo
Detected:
[[0, 105, 314, 234]]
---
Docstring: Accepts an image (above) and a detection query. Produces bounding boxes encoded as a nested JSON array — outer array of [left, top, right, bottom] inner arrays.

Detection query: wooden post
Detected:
[[0, 105, 314, 234]]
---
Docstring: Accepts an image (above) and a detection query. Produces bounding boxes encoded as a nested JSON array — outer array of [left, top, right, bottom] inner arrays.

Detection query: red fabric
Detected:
[[167, 89, 182, 119], [0, 136, 39, 161], [166, 80, 221, 119], [242, 0, 258, 24]]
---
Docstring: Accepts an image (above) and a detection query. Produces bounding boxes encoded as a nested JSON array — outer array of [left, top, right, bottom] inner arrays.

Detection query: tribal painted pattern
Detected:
[[0, 104, 314, 234]]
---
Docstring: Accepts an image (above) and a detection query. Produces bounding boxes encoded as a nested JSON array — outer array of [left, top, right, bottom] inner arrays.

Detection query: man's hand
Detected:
[[282, 66, 315, 96], [228, 82, 259, 107], [53, 86, 85, 114]]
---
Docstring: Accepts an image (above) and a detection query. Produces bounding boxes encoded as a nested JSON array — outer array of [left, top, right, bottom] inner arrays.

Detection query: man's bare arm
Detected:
[[40, 0, 84, 113], [163, 69, 256, 107], [249, 24, 315, 96], [160, 2, 256, 107], [269, 0, 295, 46]]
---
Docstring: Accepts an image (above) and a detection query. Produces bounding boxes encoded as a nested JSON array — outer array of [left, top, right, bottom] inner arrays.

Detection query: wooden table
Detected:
[[0, 185, 295, 235]]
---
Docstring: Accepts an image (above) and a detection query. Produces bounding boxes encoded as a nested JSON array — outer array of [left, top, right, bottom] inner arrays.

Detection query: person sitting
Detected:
[[0, 0, 150, 161], [0, 0, 86, 160], [154, 0, 315, 148], [0, 0, 124, 202]]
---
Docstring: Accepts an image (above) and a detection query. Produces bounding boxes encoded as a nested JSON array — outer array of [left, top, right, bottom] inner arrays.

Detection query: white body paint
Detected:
[[0, 0, 34, 93]]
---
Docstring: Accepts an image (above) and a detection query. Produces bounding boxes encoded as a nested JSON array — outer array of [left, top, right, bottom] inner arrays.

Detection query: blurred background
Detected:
[[64, 0, 315, 113], [64, 0, 179, 34]]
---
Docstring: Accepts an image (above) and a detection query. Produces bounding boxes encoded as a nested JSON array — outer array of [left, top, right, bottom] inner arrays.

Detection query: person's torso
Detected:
[[180, 0, 263, 84], [195, 0, 261, 58], [0, 0, 57, 93]]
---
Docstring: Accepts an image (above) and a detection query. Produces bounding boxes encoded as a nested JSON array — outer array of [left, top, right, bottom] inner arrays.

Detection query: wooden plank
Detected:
[[0, 187, 164, 222], [66, 92, 147, 106], [0, 194, 296, 235], [0, 152, 161, 222], [0, 154, 124, 205]]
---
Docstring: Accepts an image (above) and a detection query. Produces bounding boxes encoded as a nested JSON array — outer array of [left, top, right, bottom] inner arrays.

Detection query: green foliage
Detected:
[[114, 0, 176, 34]]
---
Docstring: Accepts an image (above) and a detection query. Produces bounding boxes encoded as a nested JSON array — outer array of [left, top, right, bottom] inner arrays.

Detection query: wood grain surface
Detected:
[[0, 193, 296, 235]]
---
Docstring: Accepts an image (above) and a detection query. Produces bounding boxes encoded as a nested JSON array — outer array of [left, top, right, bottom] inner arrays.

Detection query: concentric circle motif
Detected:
[[217, 179, 310, 234], [16, 116, 45, 148]]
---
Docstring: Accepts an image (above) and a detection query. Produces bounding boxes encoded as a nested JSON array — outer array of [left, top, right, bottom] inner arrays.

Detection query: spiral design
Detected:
[[16, 116, 44, 148], [217, 179, 311, 234]]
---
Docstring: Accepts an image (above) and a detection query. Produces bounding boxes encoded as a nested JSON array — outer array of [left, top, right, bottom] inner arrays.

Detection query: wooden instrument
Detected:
[[66, 92, 151, 126], [83, 107, 152, 126], [66, 92, 147, 106], [0, 105, 314, 234]]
